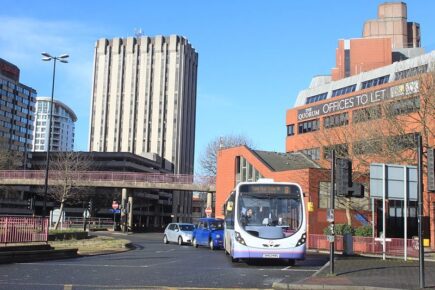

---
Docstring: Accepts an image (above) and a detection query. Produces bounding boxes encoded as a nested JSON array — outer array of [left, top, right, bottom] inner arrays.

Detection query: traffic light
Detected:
[[88, 200, 93, 213], [27, 198, 34, 210], [428, 148, 435, 192], [335, 158, 352, 196], [349, 183, 365, 198]]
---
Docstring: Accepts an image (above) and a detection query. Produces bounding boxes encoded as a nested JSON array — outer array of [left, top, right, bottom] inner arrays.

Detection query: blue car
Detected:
[[192, 218, 224, 250]]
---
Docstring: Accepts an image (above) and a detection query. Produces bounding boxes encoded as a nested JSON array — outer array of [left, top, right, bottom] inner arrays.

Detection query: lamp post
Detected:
[[41, 52, 69, 217]]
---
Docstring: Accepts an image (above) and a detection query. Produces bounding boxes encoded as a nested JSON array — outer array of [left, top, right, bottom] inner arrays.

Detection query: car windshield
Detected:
[[209, 221, 223, 230], [179, 224, 194, 231]]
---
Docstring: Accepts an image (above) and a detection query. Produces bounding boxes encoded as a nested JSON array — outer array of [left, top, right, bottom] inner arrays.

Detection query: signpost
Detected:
[[112, 201, 119, 231], [329, 150, 336, 275]]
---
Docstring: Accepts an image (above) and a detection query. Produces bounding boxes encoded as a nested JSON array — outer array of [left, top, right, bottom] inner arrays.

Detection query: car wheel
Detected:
[[163, 235, 169, 244], [287, 259, 295, 266], [209, 239, 214, 250], [178, 236, 183, 246], [192, 238, 198, 248]]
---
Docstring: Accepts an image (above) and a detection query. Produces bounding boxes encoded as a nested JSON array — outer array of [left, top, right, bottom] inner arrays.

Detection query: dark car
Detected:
[[192, 218, 224, 250]]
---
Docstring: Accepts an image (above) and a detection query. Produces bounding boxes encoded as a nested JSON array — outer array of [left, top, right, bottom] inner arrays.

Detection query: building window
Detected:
[[306, 92, 328, 104], [297, 119, 320, 134], [386, 96, 420, 117], [361, 75, 389, 90], [323, 112, 348, 129], [387, 133, 417, 151], [344, 49, 350, 77], [236, 156, 263, 184], [352, 105, 381, 123], [287, 124, 295, 136], [299, 147, 320, 160], [395, 64, 428, 81], [318, 181, 368, 210], [353, 139, 382, 155], [331, 84, 356, 98]]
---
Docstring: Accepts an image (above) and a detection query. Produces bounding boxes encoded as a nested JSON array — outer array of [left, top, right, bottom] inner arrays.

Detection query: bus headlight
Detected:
[[235, 231, 246, 245], [296, 233, 306, 247], [216, 234, 221, 239]]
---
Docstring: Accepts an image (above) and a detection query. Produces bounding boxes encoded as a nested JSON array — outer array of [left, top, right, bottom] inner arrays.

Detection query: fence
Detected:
[[61, 217, 114, 230], [0, 216, 48, 244], [308, 234, 419, 257]]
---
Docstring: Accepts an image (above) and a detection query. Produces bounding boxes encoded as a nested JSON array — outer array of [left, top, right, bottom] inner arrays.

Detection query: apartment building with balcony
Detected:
[[32, 97, 77, 152]]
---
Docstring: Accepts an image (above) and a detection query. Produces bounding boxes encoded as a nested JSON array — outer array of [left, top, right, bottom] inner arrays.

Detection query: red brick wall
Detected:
[[331, 38, 392, 81]]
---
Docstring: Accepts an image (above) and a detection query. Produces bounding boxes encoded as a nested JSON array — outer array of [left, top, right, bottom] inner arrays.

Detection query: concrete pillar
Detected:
[[207, 192, 212, 208], [128, 196, 133, 231], [121, 188, 128, 232]]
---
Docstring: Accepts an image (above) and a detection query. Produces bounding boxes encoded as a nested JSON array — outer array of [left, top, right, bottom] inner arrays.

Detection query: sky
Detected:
[[1, 0, 434, 174]]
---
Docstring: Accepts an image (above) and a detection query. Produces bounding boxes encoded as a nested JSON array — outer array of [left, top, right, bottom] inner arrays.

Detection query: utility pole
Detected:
[[329, 150, 336, 275], [417, 134, 425, 288]]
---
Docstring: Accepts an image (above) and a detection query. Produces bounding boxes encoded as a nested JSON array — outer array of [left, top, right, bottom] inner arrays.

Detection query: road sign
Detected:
[[327, 235, 335, 242], [83, 209, 90, 218], [205, 207, 212, 216], [112, 201, 119, 210], [327, 209, 334, 222]]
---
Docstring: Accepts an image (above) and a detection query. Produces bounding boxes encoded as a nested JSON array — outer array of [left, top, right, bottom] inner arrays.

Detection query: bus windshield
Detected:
[[237, 185, 303, 239]]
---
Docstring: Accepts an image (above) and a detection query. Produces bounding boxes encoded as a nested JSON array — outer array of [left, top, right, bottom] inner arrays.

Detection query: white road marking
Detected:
[[155, 248, 176, 253], [17, 261, 178, 269]]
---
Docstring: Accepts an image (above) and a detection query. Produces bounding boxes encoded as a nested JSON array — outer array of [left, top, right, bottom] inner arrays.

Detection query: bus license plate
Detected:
[[263, 253, 280, 258]]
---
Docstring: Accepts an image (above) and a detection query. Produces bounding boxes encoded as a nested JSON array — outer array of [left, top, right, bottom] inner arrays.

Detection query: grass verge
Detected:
[[49, 235, 131, 255]]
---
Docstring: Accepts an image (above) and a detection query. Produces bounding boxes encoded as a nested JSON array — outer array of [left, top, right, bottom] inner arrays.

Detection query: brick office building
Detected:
[[285, 2, 435, 247]]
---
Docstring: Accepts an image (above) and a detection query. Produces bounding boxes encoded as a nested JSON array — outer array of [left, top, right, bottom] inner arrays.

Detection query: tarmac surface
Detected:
[[275, 253, 435, 290]]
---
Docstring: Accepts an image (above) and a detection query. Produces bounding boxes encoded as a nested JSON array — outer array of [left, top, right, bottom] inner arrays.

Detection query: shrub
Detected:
[[354, 225, 372, 237], [323, 223, 354, 235]]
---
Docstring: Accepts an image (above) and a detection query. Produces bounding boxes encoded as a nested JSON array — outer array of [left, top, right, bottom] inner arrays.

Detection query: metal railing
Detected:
[[0, 216, 48, 244], [308, 234, 419, 257], [62, 217, 114, 230], [0, 170, 216, 191]]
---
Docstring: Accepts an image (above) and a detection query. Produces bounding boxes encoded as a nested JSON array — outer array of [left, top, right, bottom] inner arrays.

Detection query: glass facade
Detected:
[[235, 156, 263, 184], [0, 71, 36, 153]]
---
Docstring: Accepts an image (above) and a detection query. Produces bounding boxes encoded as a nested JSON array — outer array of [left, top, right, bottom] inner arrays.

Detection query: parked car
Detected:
[[192, 218, 224, 250], [163, 223, 195, 245]]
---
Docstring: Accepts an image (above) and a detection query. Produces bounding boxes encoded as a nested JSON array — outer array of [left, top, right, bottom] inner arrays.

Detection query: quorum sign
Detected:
[[297, 80, 419, 121]]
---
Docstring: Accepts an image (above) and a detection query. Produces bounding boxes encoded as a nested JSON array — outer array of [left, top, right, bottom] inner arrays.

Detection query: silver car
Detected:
[[163, 223, 195, 245]]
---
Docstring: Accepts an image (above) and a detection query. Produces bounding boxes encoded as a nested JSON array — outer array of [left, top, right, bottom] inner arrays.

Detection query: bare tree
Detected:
[[48, 152, 93, 229], [0, 141, 23, 169], [199, 134, 254, 177]]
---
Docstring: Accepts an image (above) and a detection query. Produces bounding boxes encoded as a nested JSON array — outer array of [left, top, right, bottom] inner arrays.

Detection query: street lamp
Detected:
[[41, 52, 69, 217]]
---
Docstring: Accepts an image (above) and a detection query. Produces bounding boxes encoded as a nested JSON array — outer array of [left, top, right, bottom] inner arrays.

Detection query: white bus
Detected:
[[223, 180, 306, 264]]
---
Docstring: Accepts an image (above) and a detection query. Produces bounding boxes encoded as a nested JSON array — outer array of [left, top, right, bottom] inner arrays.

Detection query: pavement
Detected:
[[274, 252, 435, 290]]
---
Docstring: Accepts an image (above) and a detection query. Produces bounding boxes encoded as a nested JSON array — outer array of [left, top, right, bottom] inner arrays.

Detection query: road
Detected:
[[0, 232, 328, 289]]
